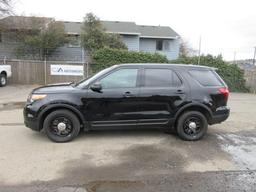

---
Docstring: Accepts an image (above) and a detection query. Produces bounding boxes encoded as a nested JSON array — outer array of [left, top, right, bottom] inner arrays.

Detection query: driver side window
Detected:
[[100, 68, 138, 89]]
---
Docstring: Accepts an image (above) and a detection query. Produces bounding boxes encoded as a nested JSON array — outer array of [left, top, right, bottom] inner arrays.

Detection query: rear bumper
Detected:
[[210, 106, 230, 125]]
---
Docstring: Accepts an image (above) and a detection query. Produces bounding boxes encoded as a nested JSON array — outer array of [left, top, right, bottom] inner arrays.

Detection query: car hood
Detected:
[[33, 82, 77, 94]]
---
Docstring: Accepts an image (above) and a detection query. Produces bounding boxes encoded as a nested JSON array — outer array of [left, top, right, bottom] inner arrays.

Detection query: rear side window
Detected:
[[189, 70, 223, 86], [144, 68, 182, 87]]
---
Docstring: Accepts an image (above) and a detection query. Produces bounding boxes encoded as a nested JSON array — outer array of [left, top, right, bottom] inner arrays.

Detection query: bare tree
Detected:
[[0, 0, 12, 17], [179, 38, 197, 57]]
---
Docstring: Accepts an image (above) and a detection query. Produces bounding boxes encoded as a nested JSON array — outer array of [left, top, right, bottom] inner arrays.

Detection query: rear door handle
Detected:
[[175, 89, 184, 94], [123, 92, 134, 97]]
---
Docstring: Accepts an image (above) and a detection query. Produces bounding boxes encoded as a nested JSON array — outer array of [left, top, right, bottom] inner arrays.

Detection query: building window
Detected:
[[156, 40, 163, 51], [0, 33, 2, 43], [68, 34, 81, 47], [164, 41, 170, 51]]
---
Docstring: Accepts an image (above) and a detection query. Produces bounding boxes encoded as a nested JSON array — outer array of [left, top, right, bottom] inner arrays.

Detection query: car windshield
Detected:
[[75, 65, 116, 88]]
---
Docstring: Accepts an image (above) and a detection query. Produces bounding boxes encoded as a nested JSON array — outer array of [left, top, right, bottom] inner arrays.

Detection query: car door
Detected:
[[84, 67, 141, 129], [137, 67, 187, 128]]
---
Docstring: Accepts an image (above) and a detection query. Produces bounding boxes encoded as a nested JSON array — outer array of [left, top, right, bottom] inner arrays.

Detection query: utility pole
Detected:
[[233, 51, 236, 65], [81, 47, 86, 78], [253, 47, 256, 66], [197, 36, 201, 65], [44, 54, 47, 85]]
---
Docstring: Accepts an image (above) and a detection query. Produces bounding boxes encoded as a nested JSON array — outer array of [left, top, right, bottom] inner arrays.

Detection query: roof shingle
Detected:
[[102, 21, 140, 34], [0, 16, 53, 30], [1, 16, 179, 38], [138, 25, 179, 38]]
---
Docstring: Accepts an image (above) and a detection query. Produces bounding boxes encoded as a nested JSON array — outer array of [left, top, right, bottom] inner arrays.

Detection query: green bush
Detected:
[[171, 55, 249, 92], [92, 48, 169, 72]]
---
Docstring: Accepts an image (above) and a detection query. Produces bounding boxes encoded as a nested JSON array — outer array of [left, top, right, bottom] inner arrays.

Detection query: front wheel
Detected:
[[43, 110, 80, 142], [0, 74, 7, 87], [176, 111, 208, 141]]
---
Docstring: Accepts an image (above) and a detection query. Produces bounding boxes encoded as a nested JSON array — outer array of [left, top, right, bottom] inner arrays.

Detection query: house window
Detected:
[[156, 40, 163, 51], [68, 34, 81, 47], [164, 41, 170, 51]]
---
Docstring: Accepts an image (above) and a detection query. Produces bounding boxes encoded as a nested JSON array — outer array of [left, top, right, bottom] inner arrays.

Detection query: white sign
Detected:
[[50, 65, 84, 76]]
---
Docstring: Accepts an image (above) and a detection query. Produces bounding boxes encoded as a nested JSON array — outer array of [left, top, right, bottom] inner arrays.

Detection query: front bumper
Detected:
[[209, 106, 230, 125], [23, 104, 40, 131]]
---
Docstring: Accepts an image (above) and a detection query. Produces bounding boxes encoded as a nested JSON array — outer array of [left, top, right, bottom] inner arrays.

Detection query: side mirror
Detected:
[[90, 82, 102, 92]]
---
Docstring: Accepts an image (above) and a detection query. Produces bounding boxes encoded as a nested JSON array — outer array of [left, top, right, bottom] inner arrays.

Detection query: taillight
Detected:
[[218, 87, 229, 100]]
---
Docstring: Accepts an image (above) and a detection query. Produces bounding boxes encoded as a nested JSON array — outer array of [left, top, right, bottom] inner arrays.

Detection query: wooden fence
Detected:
[[0, 59, 89, 85]]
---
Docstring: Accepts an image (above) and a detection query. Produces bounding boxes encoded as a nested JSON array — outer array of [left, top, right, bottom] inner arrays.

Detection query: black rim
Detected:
[[183, 116, 202, 136], [50, 116, 73, 137]]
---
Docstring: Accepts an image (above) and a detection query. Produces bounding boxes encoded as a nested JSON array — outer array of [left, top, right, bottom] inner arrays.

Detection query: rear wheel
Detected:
[[0, 74, 7, 87], [43, 110, 80, 142], [176, 111, 208, 141]]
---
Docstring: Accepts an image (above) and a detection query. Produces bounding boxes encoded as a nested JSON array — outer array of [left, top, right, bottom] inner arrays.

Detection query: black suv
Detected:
[[24, 64, 230, 142]]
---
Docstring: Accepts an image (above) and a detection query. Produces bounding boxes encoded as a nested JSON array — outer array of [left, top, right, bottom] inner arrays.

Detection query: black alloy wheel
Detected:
[[176, 111, 208, 141], [43, 110, 80, 142]]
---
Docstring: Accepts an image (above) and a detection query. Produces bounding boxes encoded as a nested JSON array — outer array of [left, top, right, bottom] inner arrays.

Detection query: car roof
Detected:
[[114, 63, 216, 70]]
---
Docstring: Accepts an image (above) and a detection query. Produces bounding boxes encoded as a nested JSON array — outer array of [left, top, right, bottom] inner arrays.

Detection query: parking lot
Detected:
[[0, 85, 256, 192]]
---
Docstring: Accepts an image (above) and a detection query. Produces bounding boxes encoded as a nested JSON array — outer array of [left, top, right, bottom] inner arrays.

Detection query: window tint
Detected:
[[156, 40, 163, 51], [100, 68, 138, 89], [144, 68, 182, 87], [189, 70, 223, 86], [172, 71, 182, 87]]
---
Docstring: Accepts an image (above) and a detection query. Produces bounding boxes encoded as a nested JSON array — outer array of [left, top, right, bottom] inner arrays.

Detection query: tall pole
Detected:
[[44, 54, 47, 85], [198, 36, 201, 65], [253, 47, 256, 66], [233, 51, 236, 65], [82, 47, 86, 78]]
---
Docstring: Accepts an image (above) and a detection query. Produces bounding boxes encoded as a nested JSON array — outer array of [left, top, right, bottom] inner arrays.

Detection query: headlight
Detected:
[[28, 94, 47, 103]]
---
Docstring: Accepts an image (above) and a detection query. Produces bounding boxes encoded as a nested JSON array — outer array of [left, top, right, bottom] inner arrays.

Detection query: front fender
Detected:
[[38, 103, 86, 130]]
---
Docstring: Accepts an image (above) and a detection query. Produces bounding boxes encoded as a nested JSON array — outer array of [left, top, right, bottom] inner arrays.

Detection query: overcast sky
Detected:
[[14, 0, 256, 61]]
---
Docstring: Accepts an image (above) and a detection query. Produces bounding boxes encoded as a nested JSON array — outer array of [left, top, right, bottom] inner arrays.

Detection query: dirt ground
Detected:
[[0, 85, 256, 192]]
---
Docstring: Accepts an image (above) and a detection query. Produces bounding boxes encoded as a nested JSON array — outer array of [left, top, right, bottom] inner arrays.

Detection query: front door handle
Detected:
[[123, 92, 134, 97]]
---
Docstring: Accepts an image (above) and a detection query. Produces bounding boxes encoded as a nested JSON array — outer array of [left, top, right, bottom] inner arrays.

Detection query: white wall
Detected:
[[121, 35, 139, 51], [139, 38, 180, 60]]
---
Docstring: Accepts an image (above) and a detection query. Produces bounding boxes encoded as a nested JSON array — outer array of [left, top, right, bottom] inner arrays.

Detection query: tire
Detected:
[[0, 74, 7, 87], [43, 109, 80, 142], [176, 111, 208, 141]]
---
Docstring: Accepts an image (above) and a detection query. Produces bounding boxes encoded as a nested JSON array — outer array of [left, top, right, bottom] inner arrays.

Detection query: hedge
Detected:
[[92, 48, 168, 72], [171, 55, 249, 92]]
